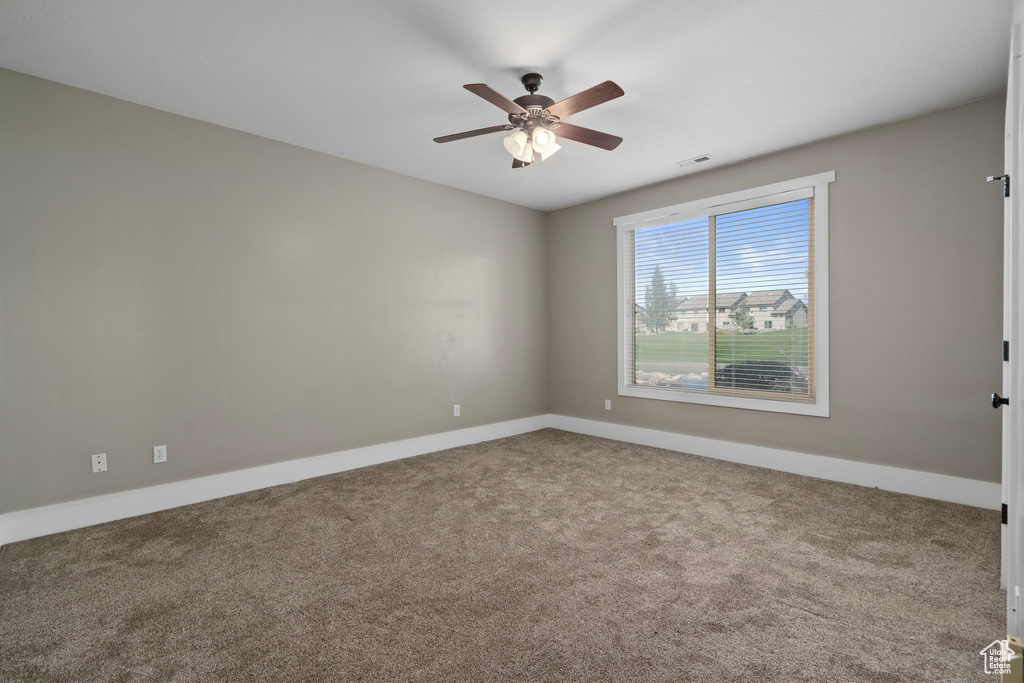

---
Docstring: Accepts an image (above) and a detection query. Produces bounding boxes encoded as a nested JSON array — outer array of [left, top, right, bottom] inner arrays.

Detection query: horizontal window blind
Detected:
[[624, 195, 815, 404]]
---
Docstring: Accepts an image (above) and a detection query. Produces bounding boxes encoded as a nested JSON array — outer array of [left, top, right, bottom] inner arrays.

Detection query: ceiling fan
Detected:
[[433, 73, 624, 168]]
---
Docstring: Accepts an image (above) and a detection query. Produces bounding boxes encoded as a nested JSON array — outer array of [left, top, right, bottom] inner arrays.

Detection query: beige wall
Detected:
[[0, 66, 1006, 516], [0, 69, 548, 513], [548, 96, 1006, 482]]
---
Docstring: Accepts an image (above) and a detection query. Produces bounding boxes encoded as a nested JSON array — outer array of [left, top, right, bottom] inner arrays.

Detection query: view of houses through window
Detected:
[[630, 197, 813, 399]]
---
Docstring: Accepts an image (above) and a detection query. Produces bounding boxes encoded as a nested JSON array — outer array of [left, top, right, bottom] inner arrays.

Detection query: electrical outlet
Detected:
[[153, 445, 167, 464], [605, 399, 611, 411], [454, 404, 461, 417], [91, 453, 107, 473]]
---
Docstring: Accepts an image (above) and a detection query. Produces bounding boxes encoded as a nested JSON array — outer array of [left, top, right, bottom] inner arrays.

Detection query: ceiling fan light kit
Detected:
[[434, 72, 624, 168], [502, 127, 561, 164]]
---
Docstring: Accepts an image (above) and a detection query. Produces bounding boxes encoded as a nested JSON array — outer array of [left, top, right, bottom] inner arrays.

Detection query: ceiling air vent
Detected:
[[677, 154, 713, 168]]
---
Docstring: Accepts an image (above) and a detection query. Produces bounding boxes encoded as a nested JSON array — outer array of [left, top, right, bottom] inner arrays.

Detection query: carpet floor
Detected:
[[0, 429, 1004, 682]]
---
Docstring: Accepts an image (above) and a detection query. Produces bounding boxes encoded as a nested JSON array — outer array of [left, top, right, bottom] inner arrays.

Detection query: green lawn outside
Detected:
[[635, 328, 809, 367]]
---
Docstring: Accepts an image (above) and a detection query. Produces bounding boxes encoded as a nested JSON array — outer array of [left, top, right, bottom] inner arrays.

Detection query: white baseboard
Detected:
[[1, 412, 999, 546], [550, 415, 1001, 510], [0, 415, 553, 546]]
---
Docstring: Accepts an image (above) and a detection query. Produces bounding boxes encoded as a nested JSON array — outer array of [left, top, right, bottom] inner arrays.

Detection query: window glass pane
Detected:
[[713, 198, 811, 396], [632, 217, 710, 389]]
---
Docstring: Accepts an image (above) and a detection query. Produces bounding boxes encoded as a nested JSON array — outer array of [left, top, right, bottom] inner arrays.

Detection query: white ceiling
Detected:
[[0, 0, 1012, 211]]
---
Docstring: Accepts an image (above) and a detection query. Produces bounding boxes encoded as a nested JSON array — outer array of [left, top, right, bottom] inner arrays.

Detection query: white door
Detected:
[[1005, 1, 1024, 638]]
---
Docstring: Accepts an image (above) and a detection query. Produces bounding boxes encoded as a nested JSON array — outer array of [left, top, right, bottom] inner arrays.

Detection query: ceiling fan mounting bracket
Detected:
[[521, 72, 543, 93]]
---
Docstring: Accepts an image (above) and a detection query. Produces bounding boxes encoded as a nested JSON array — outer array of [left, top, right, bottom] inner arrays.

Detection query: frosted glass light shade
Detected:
[[532, 129, 561, 160], [503, 129, 533, 162]]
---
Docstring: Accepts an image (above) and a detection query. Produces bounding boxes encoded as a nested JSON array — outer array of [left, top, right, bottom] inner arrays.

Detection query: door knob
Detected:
[[993, 392, 1010, 409]]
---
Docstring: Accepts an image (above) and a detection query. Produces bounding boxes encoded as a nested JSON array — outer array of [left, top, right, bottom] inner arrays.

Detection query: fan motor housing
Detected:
[[508, 74, 556, 127], [510, 94, 557, 131], [512, 94, 555, 110]]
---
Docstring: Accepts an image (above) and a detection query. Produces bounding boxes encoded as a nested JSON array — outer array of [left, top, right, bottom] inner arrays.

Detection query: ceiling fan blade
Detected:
[[546, 81, 624, 120], [512, 158, 532, 169], [464, 84, 529, 115], [433, 125, 511, 143], [552, 122, 623, 151]]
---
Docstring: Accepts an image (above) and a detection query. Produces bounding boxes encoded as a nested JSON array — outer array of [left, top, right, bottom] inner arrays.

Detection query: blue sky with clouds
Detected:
[[634, 198, 810, 306]]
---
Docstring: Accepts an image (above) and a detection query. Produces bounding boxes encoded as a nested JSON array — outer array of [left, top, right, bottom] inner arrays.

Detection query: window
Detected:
[[616, 171, 833, 416]]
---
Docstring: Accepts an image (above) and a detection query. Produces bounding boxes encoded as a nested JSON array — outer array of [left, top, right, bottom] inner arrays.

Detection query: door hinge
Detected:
[[988, 174, 1011, 198], [1005, 340, 1011, 362], [1003, 503, 1009, 525]]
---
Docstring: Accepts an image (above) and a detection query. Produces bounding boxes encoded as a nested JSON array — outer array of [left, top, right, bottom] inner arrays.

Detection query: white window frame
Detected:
[[615, 171, 834, 417]]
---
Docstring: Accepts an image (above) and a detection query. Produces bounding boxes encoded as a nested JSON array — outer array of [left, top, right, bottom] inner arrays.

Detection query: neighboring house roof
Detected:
[[773, 298, 808, 316], [675, 292, 746, 311], [745, 289, 792, 308]]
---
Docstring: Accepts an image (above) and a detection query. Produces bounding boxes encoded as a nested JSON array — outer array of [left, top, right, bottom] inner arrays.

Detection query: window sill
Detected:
[[618, 383, 830, 417]]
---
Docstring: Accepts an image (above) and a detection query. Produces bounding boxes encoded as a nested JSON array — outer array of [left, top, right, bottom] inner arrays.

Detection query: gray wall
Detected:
[[547, 96, 1006, 482], [0, 66, 1006, 516], [0, 69, 548, 513]]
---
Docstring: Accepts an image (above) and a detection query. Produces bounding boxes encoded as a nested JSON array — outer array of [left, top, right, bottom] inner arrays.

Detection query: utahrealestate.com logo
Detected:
[[980, 640, 1015, 675]]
